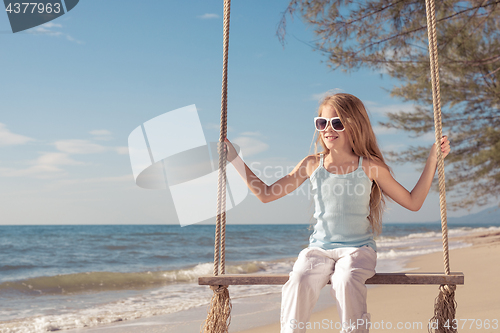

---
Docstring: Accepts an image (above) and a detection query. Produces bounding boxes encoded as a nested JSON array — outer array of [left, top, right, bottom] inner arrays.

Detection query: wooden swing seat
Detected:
[[199, 272, 464, 286]]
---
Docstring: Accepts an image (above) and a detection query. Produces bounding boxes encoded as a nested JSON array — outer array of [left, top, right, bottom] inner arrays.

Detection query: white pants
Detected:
[[280, 246, 377, 333]]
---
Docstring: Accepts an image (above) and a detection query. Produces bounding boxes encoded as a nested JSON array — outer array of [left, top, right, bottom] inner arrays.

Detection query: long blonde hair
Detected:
[[314, 93, 390, 235]]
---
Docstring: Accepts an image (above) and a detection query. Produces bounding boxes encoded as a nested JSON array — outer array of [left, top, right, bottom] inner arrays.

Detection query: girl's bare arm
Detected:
[[372, 136, 451, 211], [224, 138, 313, 203]]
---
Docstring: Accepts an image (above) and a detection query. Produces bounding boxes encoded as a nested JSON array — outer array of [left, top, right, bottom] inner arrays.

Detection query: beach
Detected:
[[54, 228, 500, 333], [2, 225, 499, 333], [238, 229, 500, 333]]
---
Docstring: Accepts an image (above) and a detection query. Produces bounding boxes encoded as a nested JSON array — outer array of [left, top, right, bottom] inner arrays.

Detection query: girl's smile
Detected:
[[323, 134, 338, 141]]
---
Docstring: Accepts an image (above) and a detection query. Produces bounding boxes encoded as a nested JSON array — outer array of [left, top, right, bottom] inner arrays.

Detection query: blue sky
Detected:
[[0, 0, 493, 225]]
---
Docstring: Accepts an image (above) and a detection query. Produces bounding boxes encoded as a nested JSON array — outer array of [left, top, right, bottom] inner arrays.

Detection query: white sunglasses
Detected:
[[314, 117, 345, 132]]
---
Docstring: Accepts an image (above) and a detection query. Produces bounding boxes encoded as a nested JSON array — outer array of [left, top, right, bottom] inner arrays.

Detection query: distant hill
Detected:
[[443, 206, 500, 225]]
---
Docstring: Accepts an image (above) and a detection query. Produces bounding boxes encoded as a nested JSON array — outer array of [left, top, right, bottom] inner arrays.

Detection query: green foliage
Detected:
[[280, 0, 500, 208]]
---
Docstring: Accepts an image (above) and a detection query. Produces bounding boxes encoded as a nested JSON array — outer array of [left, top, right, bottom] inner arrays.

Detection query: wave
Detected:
[[0, 260, 278, 296], [373, 226, 500, 264], [2, 226, 495, 333], [4, 226, 495, 297], [0, 265, 37, 272], [129, 232, 178, 237]]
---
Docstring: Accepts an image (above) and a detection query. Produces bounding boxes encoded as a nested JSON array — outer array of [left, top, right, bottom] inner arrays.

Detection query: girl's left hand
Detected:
[[433, 135, 450, 159]]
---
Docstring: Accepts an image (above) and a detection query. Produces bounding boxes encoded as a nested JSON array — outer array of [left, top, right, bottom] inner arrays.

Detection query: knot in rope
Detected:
[[439, 284, 456, 295], [210, 285, 229, 294]]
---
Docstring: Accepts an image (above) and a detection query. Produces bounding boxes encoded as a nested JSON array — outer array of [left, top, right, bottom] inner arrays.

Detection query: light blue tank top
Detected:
[[308, 154, 377, 252]]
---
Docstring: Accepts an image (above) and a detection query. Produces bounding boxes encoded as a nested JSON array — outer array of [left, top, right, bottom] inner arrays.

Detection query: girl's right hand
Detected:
[[223, 137, 238, 162]]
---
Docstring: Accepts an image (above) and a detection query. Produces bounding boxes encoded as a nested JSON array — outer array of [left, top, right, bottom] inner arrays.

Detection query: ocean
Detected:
[[1, 223, 499, 333]]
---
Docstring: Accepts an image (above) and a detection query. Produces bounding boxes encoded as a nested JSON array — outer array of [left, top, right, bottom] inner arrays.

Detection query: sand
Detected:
[[64, 229, 500, 333], [238, 229, 500, 333]]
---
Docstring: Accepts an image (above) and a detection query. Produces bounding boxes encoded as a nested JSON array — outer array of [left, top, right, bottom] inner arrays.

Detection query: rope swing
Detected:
[[201, 0, 232, 332], [424, 0, 458, 331], [201, 0, 459, 332]]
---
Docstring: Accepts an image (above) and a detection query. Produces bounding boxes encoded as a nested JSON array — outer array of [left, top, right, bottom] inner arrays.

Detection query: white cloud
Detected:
[[372, 125, 399, 135], [30, 27, 62, 35], [115, 146, 129, 155], [29, 22, 63, 35], [55, 175, 133, 186], [42, 22, 62, 28], [90, 129, 113, 141], [0, 131, 127, 180], [311, 88, 344, 102], [203, 123, 218, 130], [366, 102, 438, 143], [198, 13, 219, 19], [36, 152, 83, 166], [0, 123, 35, 146], [365, 102, 416, 116], [232, 133, 269, 157], [0, 165, 63, 178], [0, 153, 82, 178], [28, 22, 83, 44], [380, 143, 407, 152], [90, 130, 112, 136], [55, 139, 107, 154]]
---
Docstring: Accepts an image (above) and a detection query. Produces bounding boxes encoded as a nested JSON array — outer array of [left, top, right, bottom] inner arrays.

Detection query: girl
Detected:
[[223, 93, 450, 333]]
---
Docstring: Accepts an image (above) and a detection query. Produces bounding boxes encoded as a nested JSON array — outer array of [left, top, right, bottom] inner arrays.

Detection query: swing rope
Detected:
[[424, 0, 457, 331], [201, 0, 232, 332], [214, 0, 231, 281]]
